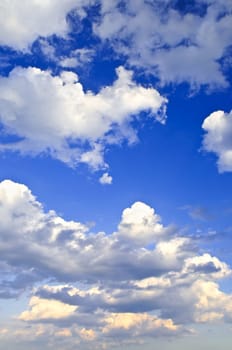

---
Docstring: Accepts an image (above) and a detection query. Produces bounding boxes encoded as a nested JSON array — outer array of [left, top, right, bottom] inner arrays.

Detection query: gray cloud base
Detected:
[[0, 180, 231, 348]]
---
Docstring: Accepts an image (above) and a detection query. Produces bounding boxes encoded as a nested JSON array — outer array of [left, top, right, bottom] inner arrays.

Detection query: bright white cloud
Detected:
[[118, 201, 166, 246], [99, 172, 113, 185], [0, 0, 88, 50], [202, 110, 232, 172], [0, 66, 167, 170], [94, 0, 232, 88], [1, 1, 231, 88]]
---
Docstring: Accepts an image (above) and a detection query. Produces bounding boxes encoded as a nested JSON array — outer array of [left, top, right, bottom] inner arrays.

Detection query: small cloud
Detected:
[[202, 110, 232, 173], [59, 49, 95, 68], [19, 296, 77, 321], [59, 57, 79, 68], [99, 172, 113, 185]]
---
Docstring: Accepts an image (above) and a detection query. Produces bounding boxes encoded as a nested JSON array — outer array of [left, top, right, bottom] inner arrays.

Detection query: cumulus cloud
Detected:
[[1, 1, 231, 88], [202, 110, 232, 172], [102, 312, 179, 337], [99, 172, 113, 185], [0, 179, 230, 286], [0, 179, 232, 348], [19, 296, 77, 321], [0, 180, 179, 285], [0, 66, 167, 170], [0, 0, 88, 50], [93, 0, 232, 88], [117, 201, 167, 246]]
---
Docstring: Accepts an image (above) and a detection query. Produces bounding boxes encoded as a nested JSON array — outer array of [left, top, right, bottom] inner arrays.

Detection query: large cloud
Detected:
[[0, 179, 230, 286], [0, 179, 232, 349], [0, 66, 167, 170], [0, 0, 89, 50], [93, 0, 232, 88], [202, 110, 232, 172], [1, 1, 231, 89], [0, 180, 181, 286]]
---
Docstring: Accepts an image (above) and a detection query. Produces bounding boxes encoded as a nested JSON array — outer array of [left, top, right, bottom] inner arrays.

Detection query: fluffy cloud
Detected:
[[0, 66, 167, 170], [0, 179, 232, 348], [202, 110, 232, 172], [0, 180, 178, 285], [102, 312, 180, 337], [99, 172, 113, 185], [1, 1, 231, 88], [94, 0, 232, 88], [0, 0, 88, 50], [0, 179, 230, 287], [118, 201, 167, 246], [19, 296, 77, 321]]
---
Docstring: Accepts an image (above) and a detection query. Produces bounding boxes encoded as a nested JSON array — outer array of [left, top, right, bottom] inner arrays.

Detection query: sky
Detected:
[[0, 0, 232, 349]]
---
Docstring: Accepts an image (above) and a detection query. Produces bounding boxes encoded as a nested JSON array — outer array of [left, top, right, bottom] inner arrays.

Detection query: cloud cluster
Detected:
[[0, 179, 231, 348], [202, 110, 232, 172], [1, 1, 231, 89], [0, 0, 89, 50], [0, 66, 167, 170], [0, 180, 175, 284], [0, 0, 231, 89], [94, 0, 232, 88], [0, 1, 231, 350]]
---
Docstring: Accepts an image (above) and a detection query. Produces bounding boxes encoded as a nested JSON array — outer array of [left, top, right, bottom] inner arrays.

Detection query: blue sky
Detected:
[[0, 1, 232, 349]]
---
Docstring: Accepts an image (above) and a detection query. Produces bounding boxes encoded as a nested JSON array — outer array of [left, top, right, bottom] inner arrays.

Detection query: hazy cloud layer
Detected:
[[0, 179, 231, 349]]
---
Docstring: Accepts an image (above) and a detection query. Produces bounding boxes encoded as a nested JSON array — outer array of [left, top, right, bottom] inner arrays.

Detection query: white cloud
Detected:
[[99, 172, 113, 185], [0, 180, 181, 284], [0, 66, 167, 170], [19, 296, 77, 321], [59, 49, 95, 68], [94, 0, 232, 88], [0, 180, 229, 288], [0, 0, 88, 50], [102, 312, 179, 336], [59, 57, 80, 68], [202, 110, 232, 172], [192, 279, 232, 323], [117, 201, 166, 246], [1, 1, 231, 88], [183, 253, 231, 279], [0, 179, 232, 348]]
